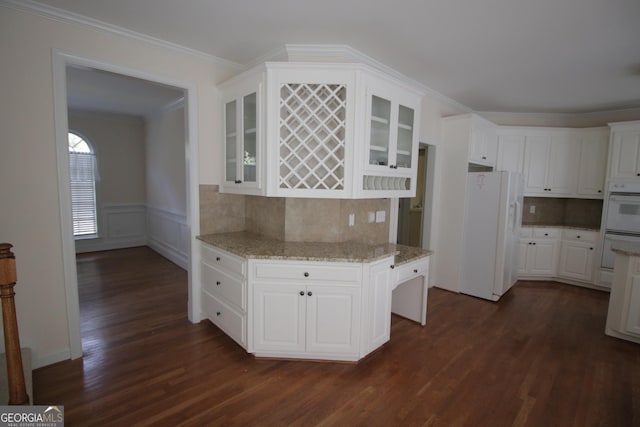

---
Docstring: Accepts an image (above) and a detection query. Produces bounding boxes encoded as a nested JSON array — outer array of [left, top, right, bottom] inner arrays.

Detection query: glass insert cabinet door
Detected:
[[367, 94, 415, 171], [224, 91, 258, 184]]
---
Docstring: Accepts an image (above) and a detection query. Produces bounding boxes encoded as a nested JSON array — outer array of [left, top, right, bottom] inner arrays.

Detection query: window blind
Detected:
[[69, 152, 97, 236]]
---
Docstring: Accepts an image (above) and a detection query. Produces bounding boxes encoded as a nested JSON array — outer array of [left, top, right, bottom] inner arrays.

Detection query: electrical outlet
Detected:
[[529, 205, 536, 214], [348, 213, 355, 227]]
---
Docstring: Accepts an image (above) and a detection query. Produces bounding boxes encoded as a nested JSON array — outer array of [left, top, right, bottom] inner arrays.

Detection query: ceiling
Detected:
[[66, 66, 184, 117], [31, 0, 640, 114]]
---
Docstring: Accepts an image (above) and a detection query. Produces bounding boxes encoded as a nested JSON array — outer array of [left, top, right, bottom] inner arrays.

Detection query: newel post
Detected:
[[0, 243, 29, 405]]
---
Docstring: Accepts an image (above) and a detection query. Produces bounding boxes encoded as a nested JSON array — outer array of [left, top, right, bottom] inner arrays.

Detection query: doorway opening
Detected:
[[397, 143, 435, 249], [53, 51, 201, 360]]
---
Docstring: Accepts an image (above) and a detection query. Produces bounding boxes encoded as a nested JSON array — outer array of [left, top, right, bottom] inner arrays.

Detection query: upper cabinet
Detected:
[[468, 119, 498, 167], [441, 113, 498, 171], [608, 121, 640, 180], [221, 72, 263, 195], [219, 62, 423, 199], [497, 126, 608, 199]]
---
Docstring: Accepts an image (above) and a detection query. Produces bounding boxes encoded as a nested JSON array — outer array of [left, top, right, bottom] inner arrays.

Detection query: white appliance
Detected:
[[601, 181, 640, 269], [460, 171, 524, 301]]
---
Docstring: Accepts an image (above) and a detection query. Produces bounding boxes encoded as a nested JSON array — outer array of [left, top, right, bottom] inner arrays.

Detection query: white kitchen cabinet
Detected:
[[200, 243, 248, 348], [220, 71, 264, 195], [523, 131, 579, 196], [496, 133, 525, 174], [219, 62, 423, 199], [558, 230, 598, 282], [250, 260, 362, 359], [608, 121, 640, 180], [605, 248, 640, 344], [577, 128, 608, 197], [468, 120, 498, 167], [519, 228, 560, 277], [363, 258, 393, 354]]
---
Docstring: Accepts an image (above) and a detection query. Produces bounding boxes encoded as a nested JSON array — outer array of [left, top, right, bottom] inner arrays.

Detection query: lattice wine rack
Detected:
[[279, 83, 346, 190]]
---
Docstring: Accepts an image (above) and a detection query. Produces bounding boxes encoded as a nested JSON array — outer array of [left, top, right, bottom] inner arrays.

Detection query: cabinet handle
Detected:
[[216, 281, 221, 286], [216, 256, 221, 261], [299, 291, 304, 296], [390, 265, 395, 269], [307, 291, 313, 296], [482, 156, 487, 160], [216, 311, 221, 316], [413, 269, 418, 273], [304, 272, 309, 277], [234, 180, 242, 184]]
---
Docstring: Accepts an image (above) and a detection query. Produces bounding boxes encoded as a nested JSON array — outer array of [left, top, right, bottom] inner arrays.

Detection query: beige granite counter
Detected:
[[611, 241, 640, 257], [522, 225, 600, 231], [197, 231, 432, 264]]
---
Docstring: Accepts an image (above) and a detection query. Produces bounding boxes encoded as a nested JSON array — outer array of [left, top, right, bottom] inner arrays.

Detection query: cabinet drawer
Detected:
[[532, 228, 561, 239], [201, 243, 245, 277], [562, 229, 598, 243], [394, 258, 429, 288], [202, 262, 245, 310], [253, 261, 361, 284], [202, 291, 246, 348]]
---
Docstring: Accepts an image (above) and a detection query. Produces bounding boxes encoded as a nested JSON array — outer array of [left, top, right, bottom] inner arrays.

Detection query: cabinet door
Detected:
[[523, 135, 551, 194], [609, 131, 640, 179], [253, 284, 305, 353], [528, 240, 557, 276], [365, 261, 392, 353], [306, 285, 361, 355], [625, 276, 640, 336], [558, 241, 595, 282], [224, 99, 239, 183], [497, 134, 525, 174], [469, 126, 497, 166], [547, 133, 579, 195], [577, 130, 608, 197]]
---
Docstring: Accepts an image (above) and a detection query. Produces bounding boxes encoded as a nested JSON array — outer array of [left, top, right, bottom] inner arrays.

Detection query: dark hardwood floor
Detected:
[[34, 247, 639, 426]]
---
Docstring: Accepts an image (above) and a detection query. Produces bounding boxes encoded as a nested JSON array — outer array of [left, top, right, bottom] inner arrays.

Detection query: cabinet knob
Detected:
[[636, 173, 639, 177], [216, 311, 221, 316], [216, 256, 221, 261], [390, 265, 395, 269], [544, 233, 548, 236], [577, 235, 581, 239], [304, 272, 309, 277], [590, 247, 594, 250], [307, 291, 313, 296], [216, 281, 221, 286], [299, 291, 304, 296], [482, 156, 487, 160], [235, 180, 242, 184], [413, 269, 418, 273], [532, 242, 536, 245], [598, 190, 602, 193]]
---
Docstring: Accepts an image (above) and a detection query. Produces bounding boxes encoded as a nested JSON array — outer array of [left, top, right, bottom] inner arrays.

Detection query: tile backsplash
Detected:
[[522, 197, 603, 229], [200, 185, 390, 244]]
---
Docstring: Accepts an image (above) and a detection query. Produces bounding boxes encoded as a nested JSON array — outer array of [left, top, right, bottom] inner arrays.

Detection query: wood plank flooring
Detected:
[[34, 247, 639, 426]]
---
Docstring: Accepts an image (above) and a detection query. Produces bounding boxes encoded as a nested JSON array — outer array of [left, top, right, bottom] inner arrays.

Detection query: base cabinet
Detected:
[[252, 283, 361, 357], [606, 251, 640, 344]]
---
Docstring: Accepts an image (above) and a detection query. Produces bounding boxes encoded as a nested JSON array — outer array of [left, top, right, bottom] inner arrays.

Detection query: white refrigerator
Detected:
[[460, 171, 524, 301]]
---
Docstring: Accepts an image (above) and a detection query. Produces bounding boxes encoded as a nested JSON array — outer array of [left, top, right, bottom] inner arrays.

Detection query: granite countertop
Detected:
[[197, 231, 432, 264], [611, 241, 640, 257]]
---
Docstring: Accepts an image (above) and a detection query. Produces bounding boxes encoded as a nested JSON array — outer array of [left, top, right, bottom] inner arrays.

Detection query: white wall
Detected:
[[146, 103, 189, 268], [0, 5, 235, 367]]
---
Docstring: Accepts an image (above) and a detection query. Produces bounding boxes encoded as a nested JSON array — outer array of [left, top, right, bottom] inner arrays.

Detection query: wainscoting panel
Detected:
[[146, 206, 189, 270], [75, 204, 147, 253]]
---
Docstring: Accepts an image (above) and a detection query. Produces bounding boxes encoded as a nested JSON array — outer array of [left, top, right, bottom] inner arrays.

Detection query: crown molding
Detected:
[[283, 44, 473, 114], [0, 0, 244, 71]]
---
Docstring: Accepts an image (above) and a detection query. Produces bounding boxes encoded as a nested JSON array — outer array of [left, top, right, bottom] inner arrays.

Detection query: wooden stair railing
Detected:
[[0, 243, 29, 405]]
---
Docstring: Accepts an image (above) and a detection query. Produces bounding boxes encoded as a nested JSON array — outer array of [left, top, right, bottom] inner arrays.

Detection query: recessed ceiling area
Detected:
[[32, 0, 640, 114], [66, 66, 184, 117]]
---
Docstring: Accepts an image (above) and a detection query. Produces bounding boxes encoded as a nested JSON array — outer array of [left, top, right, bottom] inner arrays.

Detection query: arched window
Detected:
[[68, 132, 98, 237]]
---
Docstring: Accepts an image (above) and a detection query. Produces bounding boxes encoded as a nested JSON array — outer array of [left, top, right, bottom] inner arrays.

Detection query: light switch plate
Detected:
[[375, 210, 386, 223]]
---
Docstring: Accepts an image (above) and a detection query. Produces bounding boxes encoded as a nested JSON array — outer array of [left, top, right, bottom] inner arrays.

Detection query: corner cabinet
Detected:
[[219, 62, 423, 199], [608, 121, 640, 180]]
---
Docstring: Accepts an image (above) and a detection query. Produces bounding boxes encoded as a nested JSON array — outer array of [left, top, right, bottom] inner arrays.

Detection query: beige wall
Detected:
[[68, 110, 146, 205], [0, 6, 236, 367], [146, 105, 186, 214]]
